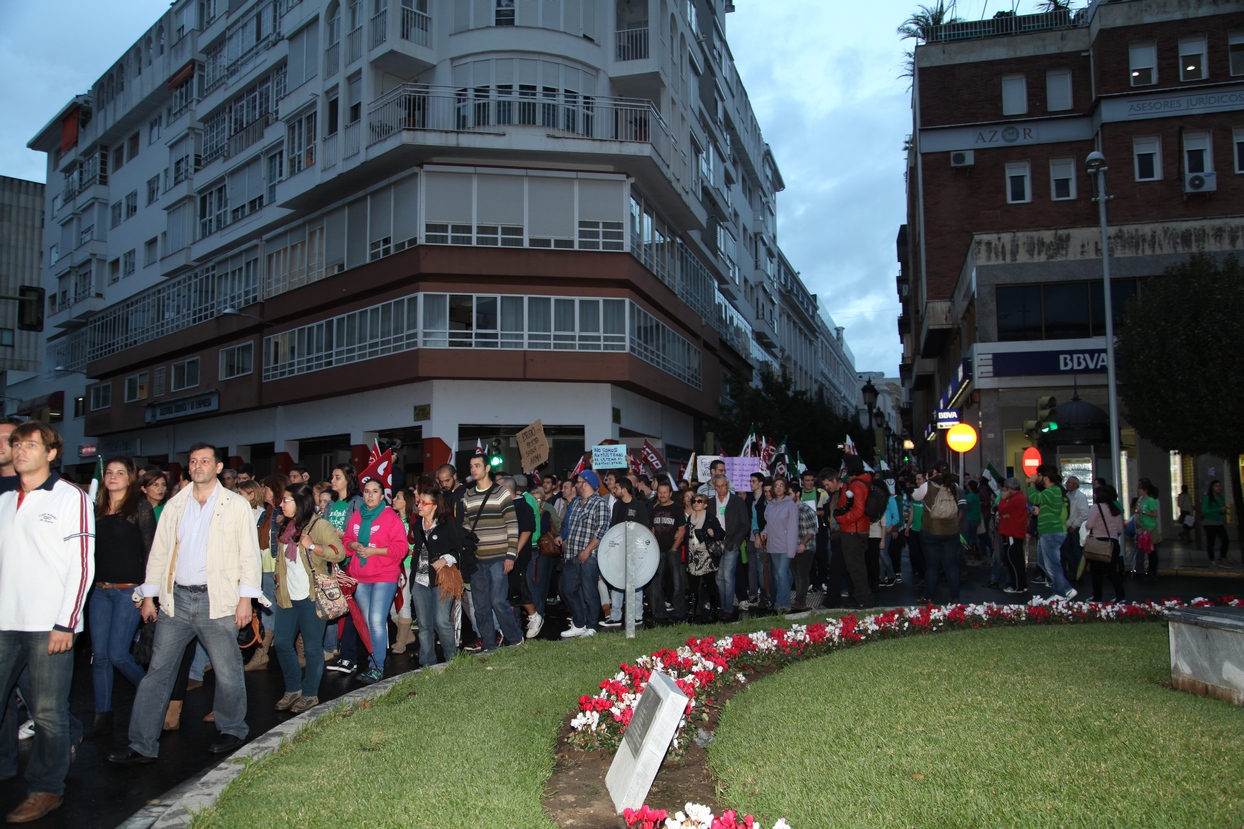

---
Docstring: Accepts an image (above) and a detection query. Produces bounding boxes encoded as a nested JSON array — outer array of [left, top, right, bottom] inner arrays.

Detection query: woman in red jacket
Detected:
[[995, 477, 1030, 595], [342, 479, 407, 684]]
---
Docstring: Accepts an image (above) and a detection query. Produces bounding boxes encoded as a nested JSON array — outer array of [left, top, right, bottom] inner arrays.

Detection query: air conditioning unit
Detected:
[[1184, 171, 1217, 193], [950, 150, 975, 168]]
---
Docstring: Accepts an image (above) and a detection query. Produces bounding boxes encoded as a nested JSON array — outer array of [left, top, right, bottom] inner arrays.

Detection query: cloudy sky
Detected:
[[0, 0, 1048, 375]]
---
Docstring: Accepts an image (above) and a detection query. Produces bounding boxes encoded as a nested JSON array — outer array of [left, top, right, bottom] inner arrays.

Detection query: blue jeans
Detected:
[[715, 545, 741, 614], [769, 553, 793, 611], [354, 581, 399, 672], [273, 598, 327, 696], [470, 559, 523, 650], [88, 586, 146, 713], [921, 533, 961, 603], [561, 554, 601, 631], [259, 572, 276, 619], [0, 633, 77, 796], [527, 553, 555, 617], [127, 586, 248, 758], [1038, 533, 1073, 596], [410, 580, 456, 666], [746, 539, 769, 602], [607, 587, 643, 622]]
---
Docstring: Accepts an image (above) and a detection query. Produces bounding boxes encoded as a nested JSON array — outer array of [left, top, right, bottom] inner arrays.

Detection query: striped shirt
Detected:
[[461, 483, 518, 560]]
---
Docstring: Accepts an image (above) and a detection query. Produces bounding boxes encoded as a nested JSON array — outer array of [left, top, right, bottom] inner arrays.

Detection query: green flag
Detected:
[[983, 463, 1003, 495], [87, 455, 104, 502]]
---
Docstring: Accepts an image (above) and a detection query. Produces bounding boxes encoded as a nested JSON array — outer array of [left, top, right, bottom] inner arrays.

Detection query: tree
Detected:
[[712, 368, 865, 475], [1115, 253, 1244, 545], [897, 1, 958, 42]]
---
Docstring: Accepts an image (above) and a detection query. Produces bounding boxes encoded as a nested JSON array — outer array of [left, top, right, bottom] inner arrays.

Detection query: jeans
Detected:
[[527, 553, 556, 617], [607, 588, 643, 623], [646, 547, 686, 621], [189, 642, 211, 682], [410, 580, 456, 666], [354, 580, 399, 672], [1205, 525, 1229, 560], [469, 559, 523, 650], [745, 539, 766, 602], [839, 532, 874, 607], [878, 535, 895, 581], [128, 586, 248, 758], [769, 553, 793, 611], [0, 633, 77, 795], [792, 547, 813, 607], [89, 586, 146, 713], [561, 554, 602, 631], [273, 598, 327, 696], [715, 545, 741, 614], [921, 533, 961, 603], [1038, 533, 1073, 596]]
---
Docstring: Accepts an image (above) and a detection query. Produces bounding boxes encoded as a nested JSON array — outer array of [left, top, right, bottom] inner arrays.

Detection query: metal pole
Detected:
[[624, 521, 635, 639], [1094, 165, 1123, 492]]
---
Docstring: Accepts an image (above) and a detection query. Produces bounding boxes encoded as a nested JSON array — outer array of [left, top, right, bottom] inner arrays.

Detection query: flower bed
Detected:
[[625, 803, 790, 829], [569, 597, 1240, 755]]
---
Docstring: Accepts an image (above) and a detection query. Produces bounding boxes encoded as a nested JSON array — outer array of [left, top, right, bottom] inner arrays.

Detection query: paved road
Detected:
[[1, 550, 1238, 829]]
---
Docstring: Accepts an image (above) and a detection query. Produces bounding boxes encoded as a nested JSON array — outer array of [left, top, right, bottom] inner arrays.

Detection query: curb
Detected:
[[116, 669, 421, 829]]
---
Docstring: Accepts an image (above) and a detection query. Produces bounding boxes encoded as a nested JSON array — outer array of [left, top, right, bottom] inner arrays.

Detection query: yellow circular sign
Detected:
[[946, 423, 978, 454]]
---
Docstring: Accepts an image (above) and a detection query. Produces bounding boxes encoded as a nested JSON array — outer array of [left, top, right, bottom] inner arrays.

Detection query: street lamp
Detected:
[[221, 306, 274, 325], [1087, 151, 1123, 493]]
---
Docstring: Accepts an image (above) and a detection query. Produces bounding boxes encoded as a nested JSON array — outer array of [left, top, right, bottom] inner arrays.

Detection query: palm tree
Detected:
[[897, 1, 959, 42], [1038, 0, 1074, 11]]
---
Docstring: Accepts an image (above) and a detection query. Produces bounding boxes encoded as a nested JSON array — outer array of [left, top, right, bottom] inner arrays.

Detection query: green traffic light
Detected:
[[489, 455, 504, 467], [1040, 421, 1059, 433]]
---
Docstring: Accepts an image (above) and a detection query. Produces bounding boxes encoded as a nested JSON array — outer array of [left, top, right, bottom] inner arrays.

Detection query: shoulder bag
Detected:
[[460, 484, 497, 559], [1082, 504, 1117, 563], [302, 517, 349, 620]]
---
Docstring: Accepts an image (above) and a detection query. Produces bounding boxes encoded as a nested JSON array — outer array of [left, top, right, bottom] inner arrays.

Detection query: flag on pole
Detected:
[[641, 439, 666, 472], [740, 425, 757, 458], [87, 455, 104, 502], [770, 437, 788, 475], [475, 438, 485, 455], [682, 453, 696, 483], [796, 452, 807, 477], [759, 437, 778, 469], [983, 463, 1003, 495], [570, 454, 587, 479], [843, 435, 858, 456], [359, 440, 393, 499], [628, 451, 642, 476]]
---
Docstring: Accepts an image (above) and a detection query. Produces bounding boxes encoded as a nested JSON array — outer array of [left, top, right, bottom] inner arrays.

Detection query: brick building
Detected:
[[899, 0, 1244, 523]]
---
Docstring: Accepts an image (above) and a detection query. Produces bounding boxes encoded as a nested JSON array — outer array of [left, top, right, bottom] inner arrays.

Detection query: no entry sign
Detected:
[[946, 423, 978, 454]]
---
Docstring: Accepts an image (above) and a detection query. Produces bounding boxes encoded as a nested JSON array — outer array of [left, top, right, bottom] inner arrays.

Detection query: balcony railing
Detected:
[[229, 112, 273, 158], [616, 25, 650, 61], [400, 7, 431, 47], [344, 120, 361, 158], [56, 268, 102, 315], [367, 84, 669, 160], [325, 40, 340, 79], [922, 9, 1074, 43], [370, 9, 387, 49], [321, 132, 339, 169], [346, 25, 363, 64]]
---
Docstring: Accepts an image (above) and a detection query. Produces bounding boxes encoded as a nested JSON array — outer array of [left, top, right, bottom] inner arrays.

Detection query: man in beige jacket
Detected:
[[108, 443, 267, 764]]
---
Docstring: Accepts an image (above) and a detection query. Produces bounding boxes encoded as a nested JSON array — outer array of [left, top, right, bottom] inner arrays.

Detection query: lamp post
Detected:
[[1086, 151, 1122, 493]]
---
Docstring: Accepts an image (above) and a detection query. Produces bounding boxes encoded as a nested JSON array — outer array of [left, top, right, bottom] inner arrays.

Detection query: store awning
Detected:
[[167, 61, 195, 90], [17, 391, 65, 418]]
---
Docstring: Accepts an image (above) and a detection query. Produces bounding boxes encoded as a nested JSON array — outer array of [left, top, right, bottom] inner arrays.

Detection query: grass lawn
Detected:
[[710, 623, 1244, 829]]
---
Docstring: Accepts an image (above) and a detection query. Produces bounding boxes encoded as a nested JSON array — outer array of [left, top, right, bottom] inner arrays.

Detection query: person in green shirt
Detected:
[[1027, 464, 1075, 599], [1134, 480, 1160, 580], [1201, 479, 1229, 567]]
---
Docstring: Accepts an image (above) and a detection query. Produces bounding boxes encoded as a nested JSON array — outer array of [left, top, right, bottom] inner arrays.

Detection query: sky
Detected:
[[0, 0, 1050, 377]]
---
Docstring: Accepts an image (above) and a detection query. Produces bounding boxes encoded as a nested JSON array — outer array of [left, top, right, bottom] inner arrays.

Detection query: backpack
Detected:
[[861, 480, 890, 522], [927, 483, 959, 521]]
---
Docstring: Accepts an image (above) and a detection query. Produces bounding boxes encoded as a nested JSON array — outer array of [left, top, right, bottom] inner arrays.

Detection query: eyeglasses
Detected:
[[418, 499, 435, 507], [692, 499, 706, 505], [281, 497, 295, 504]]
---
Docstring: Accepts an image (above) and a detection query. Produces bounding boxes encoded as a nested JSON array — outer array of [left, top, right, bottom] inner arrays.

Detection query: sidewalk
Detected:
[[1148, 537, 1240, 579]]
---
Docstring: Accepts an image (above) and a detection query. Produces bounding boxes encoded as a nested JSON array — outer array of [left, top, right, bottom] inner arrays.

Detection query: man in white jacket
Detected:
[[0, 422, 94, 823], [108, 442, 266, 766]]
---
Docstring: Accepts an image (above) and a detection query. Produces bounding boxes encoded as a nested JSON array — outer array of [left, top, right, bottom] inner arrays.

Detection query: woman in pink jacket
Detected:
[[342, 479, 406, 684]]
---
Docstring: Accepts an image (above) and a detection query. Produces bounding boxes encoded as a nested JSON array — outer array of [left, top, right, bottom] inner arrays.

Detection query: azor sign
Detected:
[[1022, 447, 1042, 477], [946, 423, 978, 454]]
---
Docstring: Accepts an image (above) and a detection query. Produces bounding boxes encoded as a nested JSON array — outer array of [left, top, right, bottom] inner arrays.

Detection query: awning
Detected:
[[167, 61, 195, 90], [60, 107, 80, 154], [17, 391, 65, 418]]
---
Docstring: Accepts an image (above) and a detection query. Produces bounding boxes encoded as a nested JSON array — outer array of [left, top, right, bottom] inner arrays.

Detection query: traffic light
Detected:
[[17, 285, 45, 332], [1023, 420, 1041, 444], [1037, 396, 1058, 433], [487, 438, 505, 469]]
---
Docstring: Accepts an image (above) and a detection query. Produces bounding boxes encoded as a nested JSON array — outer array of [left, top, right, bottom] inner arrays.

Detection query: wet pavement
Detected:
[[1, 545, 1238, 828]]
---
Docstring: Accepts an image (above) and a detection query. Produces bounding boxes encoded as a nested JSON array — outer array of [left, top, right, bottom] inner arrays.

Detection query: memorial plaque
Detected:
[[606, 671, 690, 813]]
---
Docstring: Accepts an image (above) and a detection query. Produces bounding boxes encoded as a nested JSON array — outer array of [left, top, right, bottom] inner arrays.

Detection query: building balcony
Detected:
[[369, 3, 434, 77], [753, 313, 778, 348], [49, 271, 104, 329], [616, 25, 650, 61], [897, 312, 911, 336], [919, 299, 954, 359]]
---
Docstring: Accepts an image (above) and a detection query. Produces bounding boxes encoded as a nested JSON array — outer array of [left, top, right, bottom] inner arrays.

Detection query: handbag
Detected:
[[301, 531, 349, 620], [1082, 505, 1116, 563], [537, 531, 560, 558], [131, 618, 157, 667], [460, 484, 497, 559]]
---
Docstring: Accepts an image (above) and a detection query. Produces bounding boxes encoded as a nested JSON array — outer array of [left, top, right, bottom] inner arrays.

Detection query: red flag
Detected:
[[677, 459, 687, 481], [475, 438, 485, 455], [628, 451, 642, 475], [641, 439, 666, 472], [359, 446, 394, 499], [570, 455, 587, 479], [760, 438, 778, 468]]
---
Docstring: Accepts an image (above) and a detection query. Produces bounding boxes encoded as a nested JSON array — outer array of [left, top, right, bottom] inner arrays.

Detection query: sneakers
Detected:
[[356, 668, 383, 685], [326, 657, 356, 675], [560, 624, 587, 639], [462, 639, 485, 653], [289, 696, 319, 714], [1003, 586, 1025, 594], [275, 692, 301, 711], [526, 612, 544, 639], [737, 599, 750, 610], [17, 719, 34, 740], [894, 575, 903, 584], [599, 618, 622, 629], [879, 578, 895, 588], [580, 628, 596, 637], [1063, 588, 1078, 601]]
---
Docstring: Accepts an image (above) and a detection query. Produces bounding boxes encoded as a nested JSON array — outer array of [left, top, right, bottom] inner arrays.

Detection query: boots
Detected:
[[391, 618, 414, 654], [163, 700, 183, 731], [295, 634, 306, 668], [87, 711, 114, 739], [245, 630, 274, 672]]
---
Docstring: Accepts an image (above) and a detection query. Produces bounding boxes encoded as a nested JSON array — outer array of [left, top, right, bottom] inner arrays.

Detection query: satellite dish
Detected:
[[597, 521, 659, 590]]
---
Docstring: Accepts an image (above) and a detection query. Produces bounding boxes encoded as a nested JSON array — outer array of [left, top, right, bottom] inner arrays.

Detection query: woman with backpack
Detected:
[[912, 461, 966, 604]]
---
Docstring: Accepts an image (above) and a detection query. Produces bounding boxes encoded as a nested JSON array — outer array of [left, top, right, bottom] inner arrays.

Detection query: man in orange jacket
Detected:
[[833, 455, 874, 609]]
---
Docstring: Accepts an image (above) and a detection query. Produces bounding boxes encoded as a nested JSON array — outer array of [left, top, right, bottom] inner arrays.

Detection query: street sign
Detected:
[[935, 409, 961, 429], [1022, 446, 1042, 476], [946, 423, 978, 454]]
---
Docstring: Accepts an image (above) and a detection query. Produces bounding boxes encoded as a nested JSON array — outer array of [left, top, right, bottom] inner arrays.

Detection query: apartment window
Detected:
[[124, 372, 149, 403], [1130, 43, 1156, 86], [495, 0, 515, 26], [0, 328, 13, 348], [108, 258, 121, 284], [1134, 136, 1161, 181], [1180, 36, 1207, 82], [199, 180, 228, 237], [127, 132, 141, 161], [1046, 69, 1072, 112], [220, 342, 254, 379], [1183, 131, 1211, 174], [170, 357, 200, 392], [287, 110, 317, 175], [1234, 128, 1244, 173], [90, 383, 112, 411], [1005, 161, 1031, 204], [149, 116, 161, 144], [1231, 32, 1244, 76], [145, 237, 159, 266], [110, 201, 123, 228], [1050, 158, 1076, 200], [1001, 75, 1027, 116], [73, 396, 85, 418], [112, 145, 125, 172], [267, 150, 283, 204], [147, 175, 160, 206], [125, 190, 138, 219], [123, 249, 136, 277], [997, 279, 1139, 341]]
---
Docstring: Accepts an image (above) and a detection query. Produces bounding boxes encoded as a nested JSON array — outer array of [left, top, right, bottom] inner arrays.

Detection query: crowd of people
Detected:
[[0, 413, 1234, 822]]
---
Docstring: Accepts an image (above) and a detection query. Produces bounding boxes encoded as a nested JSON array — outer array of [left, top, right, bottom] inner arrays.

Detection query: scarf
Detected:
[[357, 500, 386, 547], [280, 519, 299, 562]]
